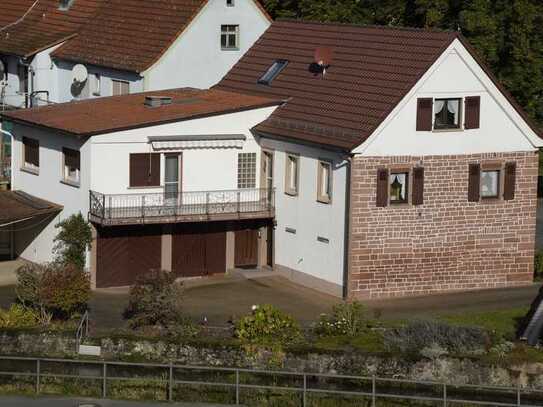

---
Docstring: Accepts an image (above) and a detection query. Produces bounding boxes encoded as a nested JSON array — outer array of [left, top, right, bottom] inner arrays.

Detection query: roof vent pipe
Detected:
[[144, 96, 173, 108]]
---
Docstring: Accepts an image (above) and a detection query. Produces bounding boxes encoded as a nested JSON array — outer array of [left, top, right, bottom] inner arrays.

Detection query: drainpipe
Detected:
[[342, 154, 353, 300]]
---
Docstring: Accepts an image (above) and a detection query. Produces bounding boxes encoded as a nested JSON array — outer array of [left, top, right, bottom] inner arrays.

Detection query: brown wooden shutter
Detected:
[[23, 137, 39, 167], [464, 96, 481, 129], [416, 98, 433, 131], [503, 162, 516, 201], [63, 148, 80, 170], [130, 153, 161, 187], [412, 167, 424, 206], [376, 168, 389, 207], [468, 163, 481, 202]]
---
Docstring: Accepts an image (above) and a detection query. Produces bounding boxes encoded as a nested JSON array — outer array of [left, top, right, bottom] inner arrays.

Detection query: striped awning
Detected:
[[149, 134, 246, 150]]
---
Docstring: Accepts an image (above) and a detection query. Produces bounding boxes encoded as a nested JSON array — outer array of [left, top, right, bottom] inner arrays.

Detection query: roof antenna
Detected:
[[309, 47, 333, 77]]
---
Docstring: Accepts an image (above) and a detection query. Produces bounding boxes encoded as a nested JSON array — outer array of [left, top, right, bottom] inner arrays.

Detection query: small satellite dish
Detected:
[[71, 64, 88, 84], [309, 47, 333, 76]]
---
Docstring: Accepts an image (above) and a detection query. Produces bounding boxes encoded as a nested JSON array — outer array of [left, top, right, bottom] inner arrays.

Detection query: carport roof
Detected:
[[0, 191, 62, 227]]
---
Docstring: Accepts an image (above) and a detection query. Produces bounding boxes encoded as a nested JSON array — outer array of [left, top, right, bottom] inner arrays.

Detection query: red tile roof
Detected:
[[216, 20, 460, 150], [1, 88, 283, 136], [51, 0, 272, 73], [0, 0, 106, 57], [0, 0, 37, 29]]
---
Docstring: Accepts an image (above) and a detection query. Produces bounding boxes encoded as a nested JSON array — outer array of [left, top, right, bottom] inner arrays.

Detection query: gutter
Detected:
[[342, 154, 353, 300]]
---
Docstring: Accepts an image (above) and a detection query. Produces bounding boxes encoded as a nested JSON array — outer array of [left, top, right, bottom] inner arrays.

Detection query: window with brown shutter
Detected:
[[503, 162, 516, 201], [129, 153, 161, 187], [416, 98, 433, 131], [412, 167, 424, 206], [376, 168, 389, 207], [468, 163, 481, 202], [465, 96, 481, 129], [23, 137, 39, 170]]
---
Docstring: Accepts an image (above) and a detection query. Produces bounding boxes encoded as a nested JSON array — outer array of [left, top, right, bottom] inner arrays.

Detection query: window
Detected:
[[284, 153, 299, 196], [93, 74, 101, 96], [237, 152, 256, 189], [22, 137, 39, 172], [0, 58, 7, 81], [434, 98, 461, 130], [62, 148, 80, 185], [389, 171, 409, 204], [18, 64, 28, 94], [221, 25, 239, 50], [317, 160, 332, 203], [258, 60, 288, 85], [112, 79, 129, 96], [129, 153, 161, 188], [226, 0, 234, 6], [481, 169, 500, 199]]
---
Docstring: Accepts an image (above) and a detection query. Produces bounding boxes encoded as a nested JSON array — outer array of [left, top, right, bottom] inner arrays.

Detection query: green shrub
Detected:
[[315, 302, 370, 337], [15, 263, 44, 309], [39, 264, 91, 318], [384, 320, 490, 356], [535, 250, 543, 281], [235, 305, 302, 346], [123, 270, 191, 334], [0, 304, 39, 328], [53, 213, 92, 270]]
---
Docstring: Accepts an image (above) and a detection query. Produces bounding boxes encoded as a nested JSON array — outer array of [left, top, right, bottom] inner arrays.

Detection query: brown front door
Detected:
[[96, 225, 162, 288], [172, 223, 226, 277], [235, 228, 259, 268]]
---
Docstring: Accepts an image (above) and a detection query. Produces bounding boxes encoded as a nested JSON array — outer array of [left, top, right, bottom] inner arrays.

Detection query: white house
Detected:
[[2, 20, 542, 300]]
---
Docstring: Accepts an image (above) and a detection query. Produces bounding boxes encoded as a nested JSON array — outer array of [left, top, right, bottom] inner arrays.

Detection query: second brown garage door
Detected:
[[172, 223, 226, 277]]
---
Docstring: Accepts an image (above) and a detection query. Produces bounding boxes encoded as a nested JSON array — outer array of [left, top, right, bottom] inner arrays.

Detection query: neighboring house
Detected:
[[0, 0, 271, 109], [2, 20, 542, 300]]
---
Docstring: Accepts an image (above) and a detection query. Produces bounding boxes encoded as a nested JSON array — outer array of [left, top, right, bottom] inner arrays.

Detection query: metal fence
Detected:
[[0, 356, 542, 406]]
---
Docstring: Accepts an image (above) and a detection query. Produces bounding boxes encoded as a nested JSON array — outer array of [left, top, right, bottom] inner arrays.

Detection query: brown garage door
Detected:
[[96, 226, 162, 288], [172, 223, 226, 277], [235, 229, 259, 268]]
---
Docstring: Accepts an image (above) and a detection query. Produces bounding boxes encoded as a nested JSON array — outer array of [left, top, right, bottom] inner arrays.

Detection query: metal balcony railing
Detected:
[[89, 188, 275, 226]]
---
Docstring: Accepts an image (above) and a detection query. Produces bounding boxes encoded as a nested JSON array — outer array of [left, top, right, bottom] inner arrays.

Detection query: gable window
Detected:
[[258, 60, 288, 85], [112, 79, 129, 96], [221, 25, 239, 50], [434, 98, 461, 130], [481, 169, 500, 199], [389, 171, 409, 204], [237, 152, 256, 189], [62, 148, 80, 185], [129, 153, 161, 188], [22, 137, 39, 173], [317, 160, 332, 204], [284, 153, 299, 196]]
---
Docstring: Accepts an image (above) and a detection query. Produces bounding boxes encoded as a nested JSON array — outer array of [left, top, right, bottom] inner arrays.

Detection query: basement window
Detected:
[[258, 60, 288, 85]]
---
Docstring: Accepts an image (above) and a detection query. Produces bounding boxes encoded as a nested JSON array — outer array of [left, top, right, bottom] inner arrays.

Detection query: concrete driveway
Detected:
[[0, 396, 234, 407]]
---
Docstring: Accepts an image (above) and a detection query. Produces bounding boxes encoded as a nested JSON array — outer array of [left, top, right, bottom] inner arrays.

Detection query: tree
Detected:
[[53, 213, 92, 270]]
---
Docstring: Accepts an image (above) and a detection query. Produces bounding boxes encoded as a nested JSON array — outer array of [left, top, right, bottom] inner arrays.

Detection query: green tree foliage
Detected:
[[53, 213, 92, 270], [259, 0, 543, 127]]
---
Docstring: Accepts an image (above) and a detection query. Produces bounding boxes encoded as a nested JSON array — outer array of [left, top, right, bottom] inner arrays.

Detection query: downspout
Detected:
[[342, 154, 353, 300]]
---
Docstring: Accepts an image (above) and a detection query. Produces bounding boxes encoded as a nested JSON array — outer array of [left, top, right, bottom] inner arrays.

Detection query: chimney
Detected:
[[144, 96, 173, 108]]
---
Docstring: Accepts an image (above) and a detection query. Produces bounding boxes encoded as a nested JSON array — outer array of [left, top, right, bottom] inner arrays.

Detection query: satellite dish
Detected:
[[72, 64, 88, 84]]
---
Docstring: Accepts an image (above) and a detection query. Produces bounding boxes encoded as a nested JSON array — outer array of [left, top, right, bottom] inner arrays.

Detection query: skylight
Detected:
[[258, 59, 288, 85]]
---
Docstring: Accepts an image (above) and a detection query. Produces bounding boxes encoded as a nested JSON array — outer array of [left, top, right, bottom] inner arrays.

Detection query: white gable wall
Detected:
[[354, 39, 540, 156], [143, 0, 271, 90]]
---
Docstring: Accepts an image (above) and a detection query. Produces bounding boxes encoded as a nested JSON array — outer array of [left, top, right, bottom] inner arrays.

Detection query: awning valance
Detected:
[[149, 134, 246, 150]]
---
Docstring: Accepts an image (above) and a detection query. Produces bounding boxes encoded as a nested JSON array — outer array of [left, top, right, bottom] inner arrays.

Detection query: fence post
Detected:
[[517, 382, 521, 407], [372, 375, 376, 407], [102, 362, 107, 398], [237, 191, 241, 214], [302, 374, 307, 407], [443, 383, 447, 407], [141, 195, 146, 219], [35, 359, 40, 395], [235, 369, 240, 405], [206, 192, 210, 215], [168, 362, 173, 402]]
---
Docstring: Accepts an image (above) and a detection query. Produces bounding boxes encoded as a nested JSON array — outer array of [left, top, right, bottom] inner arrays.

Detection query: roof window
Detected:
[[258, 59, 288, 85], [59, 0, 75, 11]]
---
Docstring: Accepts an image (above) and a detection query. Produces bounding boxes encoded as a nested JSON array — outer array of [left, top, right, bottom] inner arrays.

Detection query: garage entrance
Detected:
[[172, 223, 226, 278], [235, 229, 258, 268]]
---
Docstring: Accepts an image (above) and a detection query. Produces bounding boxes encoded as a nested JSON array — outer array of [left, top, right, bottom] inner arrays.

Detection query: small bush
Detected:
[[315, 302, 370, 337], [384, 320, 489, 356], [0, 304, 39, 328], [53, 213, 92, 270], [235, 305, 302, 346], [39, 264, 91, 318], [15, 263, 44, 309], [124, 270, 189, 333], [535, 250, 543, 281]]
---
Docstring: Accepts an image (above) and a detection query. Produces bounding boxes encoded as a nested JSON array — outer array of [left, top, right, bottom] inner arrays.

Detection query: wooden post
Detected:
[[35, 359, 40, 394], [168, 362, 173, 402], [102, 362, 107, 398], [235, 370, 240, 405], [372, 375, 376, 407]]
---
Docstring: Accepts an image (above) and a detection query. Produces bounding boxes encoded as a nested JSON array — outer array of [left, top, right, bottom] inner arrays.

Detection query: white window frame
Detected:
[[221, 25, 240, 50], [226, 0, 234, 6], [237, 152, 257, 189], [284, 153, 299, 196], [433, 97, 463, 131], [317, 160, 332, 204], [112, 79, 129, 96], [93, 73, 101, 96], [62, 148, 80, 186]]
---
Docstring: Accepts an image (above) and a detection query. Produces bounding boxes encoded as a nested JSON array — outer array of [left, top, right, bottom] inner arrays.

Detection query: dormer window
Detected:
[[258, 60, 288, 85], [433, 98, 462, 130]]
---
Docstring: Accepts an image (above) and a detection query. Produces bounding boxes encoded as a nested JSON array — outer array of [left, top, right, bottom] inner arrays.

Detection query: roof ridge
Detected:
[[275, 18, 460, 36]]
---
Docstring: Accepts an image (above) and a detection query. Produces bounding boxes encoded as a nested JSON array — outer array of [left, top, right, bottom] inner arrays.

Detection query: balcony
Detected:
[[89, 188, 275, 226]]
